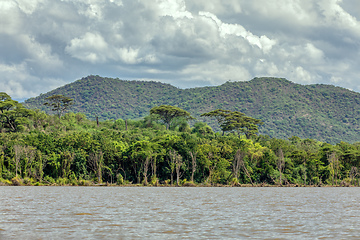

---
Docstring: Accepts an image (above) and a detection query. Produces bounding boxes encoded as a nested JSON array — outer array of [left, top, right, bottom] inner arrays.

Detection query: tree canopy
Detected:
[[150, 105, 194, 130], [0, 92, 33, 132], [23, 75, 360, 144], [1, 93, 360, 187], [44, 94, 74, 119], [201, 109, 263, 138]]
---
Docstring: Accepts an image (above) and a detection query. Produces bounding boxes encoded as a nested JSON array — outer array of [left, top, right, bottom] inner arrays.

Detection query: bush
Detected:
[[44, 176, 55, 185], [11, 177, 23, 186], [150, 175, 159, 186], [56, 177, 68, 186], [79, 179, 92, 186], [116, 173, 124, 185], [182, 180, 197, 187], [23, 177, 35, 186], [0, 178, 12, 185], [229, 177, 239, 186]]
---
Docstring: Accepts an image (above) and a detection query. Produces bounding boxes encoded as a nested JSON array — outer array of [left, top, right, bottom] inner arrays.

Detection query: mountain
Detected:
[[23, 75, 360, 144]]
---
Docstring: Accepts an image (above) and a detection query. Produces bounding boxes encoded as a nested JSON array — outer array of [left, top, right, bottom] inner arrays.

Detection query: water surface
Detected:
[[1, 187, 359, 239]]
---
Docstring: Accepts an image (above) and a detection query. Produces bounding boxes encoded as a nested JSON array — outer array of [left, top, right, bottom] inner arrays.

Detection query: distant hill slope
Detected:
[[24, 75, 360, 144]]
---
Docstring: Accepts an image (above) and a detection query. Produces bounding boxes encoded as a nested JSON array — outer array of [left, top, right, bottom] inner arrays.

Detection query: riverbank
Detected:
[[1, 177, 357, 187]]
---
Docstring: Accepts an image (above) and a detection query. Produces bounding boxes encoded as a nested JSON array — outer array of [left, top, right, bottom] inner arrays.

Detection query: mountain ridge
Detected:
[[23, 75, 360, 144]]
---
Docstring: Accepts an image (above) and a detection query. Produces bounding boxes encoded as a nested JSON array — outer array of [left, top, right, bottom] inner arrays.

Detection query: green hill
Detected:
[[23, 75, 360, 144]]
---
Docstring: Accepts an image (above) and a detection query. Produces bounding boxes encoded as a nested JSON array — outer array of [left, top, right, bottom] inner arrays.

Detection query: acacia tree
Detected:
[[200, 109, 231, 135], [0, 92, 33, 132], [44, 94, 74, 119], [150, 105, 194, 130], [201, 109, 263, 138]]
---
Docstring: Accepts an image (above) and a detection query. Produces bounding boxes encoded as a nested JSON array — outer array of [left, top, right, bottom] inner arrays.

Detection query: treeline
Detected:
[[24, 75, 360, 144], [1, 93, 360, 186]]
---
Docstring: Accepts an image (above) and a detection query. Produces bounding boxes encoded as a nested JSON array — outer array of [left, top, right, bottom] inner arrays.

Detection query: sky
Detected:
[[1, 0, 360, 101]]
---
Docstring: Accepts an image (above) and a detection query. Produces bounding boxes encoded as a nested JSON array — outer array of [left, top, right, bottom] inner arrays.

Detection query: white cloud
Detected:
[[65, 32, 109, 63], [1, 0, 360, 100], [15, 0, 43, 15], [156, 0, 193, 19], [199, 11, 276, 53], [0, 62, 66, 100], [0, 1, 23, 35]]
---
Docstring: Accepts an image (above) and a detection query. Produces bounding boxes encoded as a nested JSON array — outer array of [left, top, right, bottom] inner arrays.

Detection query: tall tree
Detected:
[[201, 109, 263, 138], [200, 109, 231, 135], [89, 151, 103, 183], [44, 94, 74, 119], [277, 148, 285, 186], [0, 92, 33, 132], [150, 105, 194, 130]]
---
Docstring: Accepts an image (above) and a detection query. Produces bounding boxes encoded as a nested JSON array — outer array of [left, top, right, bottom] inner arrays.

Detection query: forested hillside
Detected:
[[1, 96, 360, 187], [24, 75, 360, 144]]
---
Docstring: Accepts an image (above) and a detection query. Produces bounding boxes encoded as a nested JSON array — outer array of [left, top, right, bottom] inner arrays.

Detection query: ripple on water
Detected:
[[0, 187, 360, 239]]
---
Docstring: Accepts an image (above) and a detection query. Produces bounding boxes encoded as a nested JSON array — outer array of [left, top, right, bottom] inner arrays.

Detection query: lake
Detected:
[[0, 186, 359, 239]]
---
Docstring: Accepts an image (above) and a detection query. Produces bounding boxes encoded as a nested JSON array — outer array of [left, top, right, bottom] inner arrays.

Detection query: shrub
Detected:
[[150, 175, 159, 186], [11, 177, 23, 186], [44, 176, 55, 185], [116, 173, 124, 185], [0, 178, 12, 185]]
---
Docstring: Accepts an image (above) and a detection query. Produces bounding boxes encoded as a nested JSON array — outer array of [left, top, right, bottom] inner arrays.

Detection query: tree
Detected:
[[328, 152, 340, 185], [350, 166, 358, 186], [189, 151, 197, 182], [128, 140, 155, 184], [233, 149, 245, 180], [0, 92, 33, 132], [201, 109, 263, 138], [89, 151, 103, 183], [277, 148, 285, 186], [13, 145, 24, 177], [200, 109, 231, 135], [150, 105, 194, 130], [44, 94, 74, 119]]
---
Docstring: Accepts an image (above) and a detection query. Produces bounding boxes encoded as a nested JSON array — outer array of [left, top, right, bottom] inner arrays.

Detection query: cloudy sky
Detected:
[[1, 0, 360, 101]]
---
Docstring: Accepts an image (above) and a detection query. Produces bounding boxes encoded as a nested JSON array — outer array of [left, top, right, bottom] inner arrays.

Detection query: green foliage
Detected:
[[0, 92, 33, 132], [23, 75, 360, 144], [150, 105, 194, 130], [43, 94, 74, 119], [201, 109, 263, 138], [0, 90, 359, 186]]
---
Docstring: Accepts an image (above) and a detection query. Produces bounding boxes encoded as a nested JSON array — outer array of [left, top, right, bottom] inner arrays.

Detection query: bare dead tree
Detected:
[[89, 151, 103, 183], [23, 146, 36, 178], [277, 148, 285, 186], [328, 152, 339, 185], [0, 145, 5, 177], [151, 154, 157, 178], [350, 166, 358, 186], [189, 151, 197, 182], [233, 149, 245, 180], [239, 155, 253, 186], [206, 152, 215, 184], [175, 153, 183, 186], [13, 145, 24, 177], [61, 151, 75, 178], [33, 150, 46, 182], [143, 156, 151, 185], [168, 150, 176, 185]]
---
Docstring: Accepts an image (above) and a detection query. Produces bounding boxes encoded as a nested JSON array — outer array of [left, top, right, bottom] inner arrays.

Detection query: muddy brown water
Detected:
[[1, 186, 359, 239]]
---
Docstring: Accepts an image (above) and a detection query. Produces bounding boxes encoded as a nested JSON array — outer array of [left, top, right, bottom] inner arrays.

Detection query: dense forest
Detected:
[[1, 92, 360, 187], [24, 75, 360, 144]]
